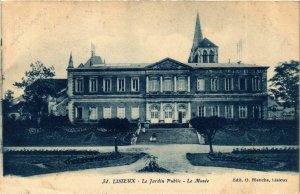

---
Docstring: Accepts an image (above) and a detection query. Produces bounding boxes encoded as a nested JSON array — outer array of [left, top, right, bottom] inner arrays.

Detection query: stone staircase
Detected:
[[136, 128, 199, 145]]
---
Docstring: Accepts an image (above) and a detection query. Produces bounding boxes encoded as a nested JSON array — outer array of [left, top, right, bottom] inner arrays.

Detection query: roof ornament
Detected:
[[68, 52, 73, 68], [91, 42, 96, 57]]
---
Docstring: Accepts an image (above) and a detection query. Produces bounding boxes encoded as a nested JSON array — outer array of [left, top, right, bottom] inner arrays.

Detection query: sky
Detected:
[[2, 2, 299, 96]]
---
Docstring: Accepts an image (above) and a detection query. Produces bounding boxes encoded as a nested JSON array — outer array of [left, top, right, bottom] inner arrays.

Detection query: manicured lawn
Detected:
[[4, 151, 146, 177], [186, 152, 299, 172]]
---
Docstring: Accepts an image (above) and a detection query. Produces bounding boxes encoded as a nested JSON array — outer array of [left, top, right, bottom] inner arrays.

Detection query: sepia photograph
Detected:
[[0, 1, 299, 194]]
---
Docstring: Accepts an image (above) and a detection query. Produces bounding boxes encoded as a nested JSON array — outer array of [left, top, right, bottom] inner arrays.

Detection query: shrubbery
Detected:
[[98, 118, 131, 133], [232, 147, 299, 154]]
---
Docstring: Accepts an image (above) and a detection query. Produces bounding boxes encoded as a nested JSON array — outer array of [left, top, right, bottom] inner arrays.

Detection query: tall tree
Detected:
[[2, 90, 14, 116], [269, 60, 299, 119], [190, 117, 226, 153], [14, 61, 56, 123]]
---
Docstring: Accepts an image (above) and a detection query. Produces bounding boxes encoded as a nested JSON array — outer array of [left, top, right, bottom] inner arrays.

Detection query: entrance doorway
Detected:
[[253, 106, 261, 119], [164, 106, 173, 123], [150, 106, 159, 123], [178, 111, 186, 123]]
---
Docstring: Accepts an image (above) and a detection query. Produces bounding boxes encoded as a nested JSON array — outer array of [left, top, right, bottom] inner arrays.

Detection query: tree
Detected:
[[269, 60, 299, 119], [2, 90, 14, 116], [190, 117, 226, 153], [14, 61, 56, 124]]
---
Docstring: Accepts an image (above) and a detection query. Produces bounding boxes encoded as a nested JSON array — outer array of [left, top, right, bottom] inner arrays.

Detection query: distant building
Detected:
[[66, 14, 269, 123]]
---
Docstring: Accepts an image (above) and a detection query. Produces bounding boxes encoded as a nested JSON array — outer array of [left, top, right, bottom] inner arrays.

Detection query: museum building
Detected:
[[66, 14, 269, 124]]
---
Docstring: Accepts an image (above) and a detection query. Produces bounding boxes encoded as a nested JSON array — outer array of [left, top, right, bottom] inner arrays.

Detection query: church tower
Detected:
[[188, 13, 218, 63]]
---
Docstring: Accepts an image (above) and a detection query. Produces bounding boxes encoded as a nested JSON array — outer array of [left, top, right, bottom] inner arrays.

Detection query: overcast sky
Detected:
[[2, 2, 299, 96]]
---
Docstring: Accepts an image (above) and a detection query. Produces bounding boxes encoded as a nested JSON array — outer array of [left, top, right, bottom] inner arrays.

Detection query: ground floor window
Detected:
[[75, 107, 83, 120], [117, 107, 125, 119], [103, 107, 112, 119], [164, 107, 173, 119], [89, 107, 97, 120], [211, 106, 220, 117], [198, 106, 206, 117], [239, 106, 248, 119], [225, 105, 234, 119], [131, 107, 139, 120], [150, 106, 159, 119], [253, 106, 261, 119]]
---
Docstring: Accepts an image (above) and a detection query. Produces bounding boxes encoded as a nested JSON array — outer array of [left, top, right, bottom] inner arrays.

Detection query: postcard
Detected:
[[0, 1, 299, 194]]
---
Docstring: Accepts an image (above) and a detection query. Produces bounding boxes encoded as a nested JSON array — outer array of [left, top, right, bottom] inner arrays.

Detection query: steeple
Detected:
[[68, 52, 73, 68], [192, 12, 203, 51], [91, 42, 95, 57]]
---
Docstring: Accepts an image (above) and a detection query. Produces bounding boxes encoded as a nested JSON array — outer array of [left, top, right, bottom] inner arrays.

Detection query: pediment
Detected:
[[145, 58, 192, 70]]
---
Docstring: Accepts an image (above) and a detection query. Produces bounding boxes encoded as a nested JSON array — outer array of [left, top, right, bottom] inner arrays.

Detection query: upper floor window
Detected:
[[103, 107, 111, 119], [239, 78, 247, 91], [149, 78, 159, 92], [117, 107, 125, 119], [75, 78, 84, 93], [163, 78, 172, 92], [225, 105, 234, 119], [203, 50, 208, 63], [178, 78, 187, 91], [117, 78, 125, 92], [197, 79, 205, 91], [252, 77, 261, 91], [131, 78, 139, 92], [211, 78, 219, 91], [224, 78, 233, 91], [103, 78, 111, 92], [239, 105, 247, 119], [89, 78, 98, 93], [198, 106, 206, 117], [211, 106, 220, 117]]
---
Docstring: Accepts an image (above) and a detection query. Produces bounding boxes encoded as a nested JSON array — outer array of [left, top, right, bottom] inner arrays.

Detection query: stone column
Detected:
[[173, 102, 178, 123], [160, 76, 163, 93], [159, 102, 164, 123], [174, 76, 177, 92], [146, 76, 149, 93], [68, 100, 74, 123], [146, 103, 150, 122], [187, 76, 190, 92], [187, 102, 191, 122]]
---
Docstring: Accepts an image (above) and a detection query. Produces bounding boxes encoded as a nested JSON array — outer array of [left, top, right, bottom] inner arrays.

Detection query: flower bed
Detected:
[[206, 152, 261, 163], [64, 152, 122, 165], [232, 147, 299, 154]]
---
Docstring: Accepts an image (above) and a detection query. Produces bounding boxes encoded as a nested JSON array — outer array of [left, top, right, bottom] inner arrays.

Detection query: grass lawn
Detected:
[[186, 152, 299, 172], [4, 151, 146, 177]]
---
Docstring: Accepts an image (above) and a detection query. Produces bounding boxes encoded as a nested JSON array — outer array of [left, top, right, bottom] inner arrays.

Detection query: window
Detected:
[[131, 107, 139, 120], [103, 107, 111, 119], [164, 107, 173, 119], [75, 107, 83, 120], [253, 106, 261, 119], [117, 107, 125, 119], [131, 78, 139, 92], [198, 106, 206, 117], [149, 78, 159, 92], [203, 50, 208, 63], [117, 78, 125, 92], [209, 50, 214, 63], [239, 78, 247, 91], [224, 78, 233, 91], [211, 78, 219, 91], [225, 105, 234, 119], [89, 78, 98, 93], [151, 107, 159, 119], [252, 77, 261, 91], [178, 78, 187, 91], [89, 107, 97, 120], [163, 78, 172, 92], [197, 79, 205, 91], [103, 78, 111, 92], [75, 78, 84, 93], [239, 106, 247, 119], [211, 106, 220, 117]]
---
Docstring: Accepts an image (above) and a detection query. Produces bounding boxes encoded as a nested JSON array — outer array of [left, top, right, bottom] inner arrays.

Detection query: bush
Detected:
[[98, 118, 131, 133]]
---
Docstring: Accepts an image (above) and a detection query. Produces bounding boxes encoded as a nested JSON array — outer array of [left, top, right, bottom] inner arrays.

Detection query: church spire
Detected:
[[192, 12, 203, 51], [68, 52, 73, 68]]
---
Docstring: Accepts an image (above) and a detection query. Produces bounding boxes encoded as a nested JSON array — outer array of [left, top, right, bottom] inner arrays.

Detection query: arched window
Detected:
[[209, 50, 214, 63], [202, 50, 208, 63], [194, 53, 199, 63]]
